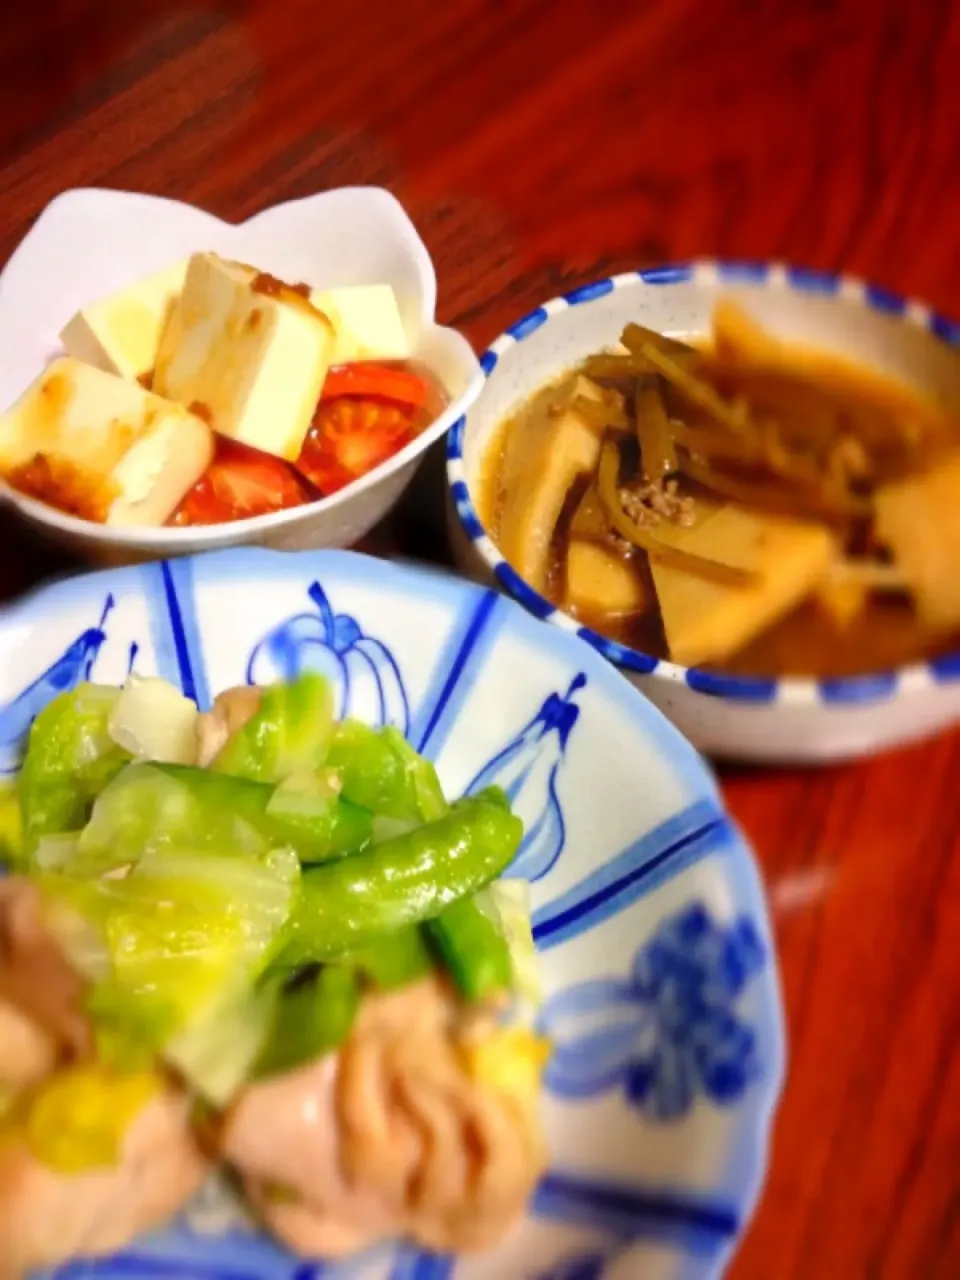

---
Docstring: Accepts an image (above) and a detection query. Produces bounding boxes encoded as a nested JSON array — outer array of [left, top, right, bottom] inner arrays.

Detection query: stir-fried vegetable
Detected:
[[255, 966, 361, 1080], [211, 673, 334, 783], [427, 890, 514, 1003], [19, 685, 131, 854], [280, 795, 523, 965], [2, 673, 541, 1128]]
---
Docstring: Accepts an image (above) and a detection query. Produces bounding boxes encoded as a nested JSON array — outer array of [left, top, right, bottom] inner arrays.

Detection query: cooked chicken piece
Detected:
[[195, 685, 263, 768], [0, 1001, 56, 1097], [0, 1085, 208, 1279], [0, 878, 90, 1060], [223, 976, 545, 1257]]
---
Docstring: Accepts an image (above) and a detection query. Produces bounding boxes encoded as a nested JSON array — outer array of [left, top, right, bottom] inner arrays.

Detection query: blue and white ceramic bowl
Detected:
[[0, 548, 784, 1280], [446, 261, 960, 764]]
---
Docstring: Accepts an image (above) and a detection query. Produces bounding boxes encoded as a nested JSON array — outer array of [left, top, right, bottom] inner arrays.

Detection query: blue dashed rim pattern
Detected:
[[446, 258, 960, 706]]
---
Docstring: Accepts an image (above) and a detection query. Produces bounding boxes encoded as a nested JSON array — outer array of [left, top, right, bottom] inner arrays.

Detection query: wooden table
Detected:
[[1, 2, 959, 1275]]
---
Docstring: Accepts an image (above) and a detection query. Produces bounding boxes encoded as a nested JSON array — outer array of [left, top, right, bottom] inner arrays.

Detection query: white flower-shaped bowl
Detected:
[[0, 187, 482, 564], [445, 261, 960, 764], [0, 548, 784, 1280]]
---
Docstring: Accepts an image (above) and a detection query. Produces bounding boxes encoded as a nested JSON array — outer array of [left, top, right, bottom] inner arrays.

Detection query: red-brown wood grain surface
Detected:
[[0, 2, 958, 1275]]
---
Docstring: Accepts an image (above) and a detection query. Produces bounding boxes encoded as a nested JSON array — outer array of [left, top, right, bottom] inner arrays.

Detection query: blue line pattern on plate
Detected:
[[684, 669, 777, 702], [246, 581, 410, 735], [538, 903, 766, 1120], [931, 312, 960, 345], [464, 672, 585, 881], [507, 306, 550, 340], [715, 262, 769, 284], [638, 265, 693, 285], [446, 415, 465, 460], [531, 800, 727, 949], [0, 592, 117, 776], [564, 279, 615, 304], [46, 1257, 262, 1280], [864, 283, 904, 315], [537, 1252, 608, 1280], [412, 590, 501, 757], [930, 650, 960, 681], [159, 558, 210, 708], [493, 562, 556, 620], [448, 480, 484, 540], [785, 265, 840, 294], [388, 1252, 453, 1280], [533, 1170, 738, 1255], [818, 670, 898, 704]]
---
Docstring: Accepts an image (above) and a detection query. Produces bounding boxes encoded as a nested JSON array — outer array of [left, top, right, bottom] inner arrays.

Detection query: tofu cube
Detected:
[[0, 357, 214, 527], [153, 253, 335, 461], [59, 262, 188, 383], [309, 284, 410, 364]]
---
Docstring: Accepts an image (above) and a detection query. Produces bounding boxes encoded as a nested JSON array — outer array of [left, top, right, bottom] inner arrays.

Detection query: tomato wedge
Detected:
[[170, 440, 314, 526], [319, 363, 429, 409], [297, 397, 414, 496]]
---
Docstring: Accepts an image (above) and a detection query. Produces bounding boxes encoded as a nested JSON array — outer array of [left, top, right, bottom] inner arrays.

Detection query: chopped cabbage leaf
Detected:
[[107, 675, 198, 765]]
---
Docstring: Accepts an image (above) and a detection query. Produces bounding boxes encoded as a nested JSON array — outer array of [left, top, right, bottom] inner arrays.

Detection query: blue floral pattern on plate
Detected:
[[0, 593, 133, 775], [245, 581, 410, 735], [539, 903, 766, 1119], [465, 673, 585, 882]]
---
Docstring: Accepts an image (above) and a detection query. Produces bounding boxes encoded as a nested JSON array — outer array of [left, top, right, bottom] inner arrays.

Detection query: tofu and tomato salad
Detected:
[[0, 254, 447, 528]]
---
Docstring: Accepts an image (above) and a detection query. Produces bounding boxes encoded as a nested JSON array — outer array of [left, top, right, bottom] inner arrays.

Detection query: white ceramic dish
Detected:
[[446, 261, 960, 764], [0, 186, 482, 564], [0, 547, 784, 1280]]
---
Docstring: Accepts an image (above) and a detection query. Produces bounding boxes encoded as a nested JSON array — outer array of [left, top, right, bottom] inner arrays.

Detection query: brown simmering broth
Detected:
[[479, 305, 960, 678]]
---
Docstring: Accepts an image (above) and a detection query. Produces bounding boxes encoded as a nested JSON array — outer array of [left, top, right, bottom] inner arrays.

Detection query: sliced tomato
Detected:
[[319, 363, 429, 409], [297, 397, 414, 496], [170, 440, 313, 526]]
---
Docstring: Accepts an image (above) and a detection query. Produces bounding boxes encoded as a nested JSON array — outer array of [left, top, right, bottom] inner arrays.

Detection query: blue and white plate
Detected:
[[0, 549, 785, 1280]]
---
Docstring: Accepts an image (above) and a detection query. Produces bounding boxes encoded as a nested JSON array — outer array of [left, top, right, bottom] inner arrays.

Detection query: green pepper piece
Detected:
[[19, 685, 131, 852], [456, 785, 510, 813], [281, 796, 524, 965], [255, 965, 360, 1079], [344, 925, 435, 991], [427, 891, 514, 1002], [212, 674, 334, 785], [326, 721, 419, 819], [381, 727, 449, 821], [154, 764, 372, 863]]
